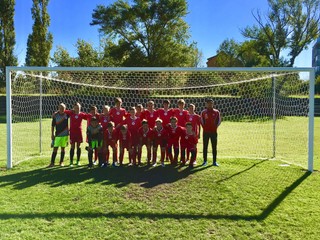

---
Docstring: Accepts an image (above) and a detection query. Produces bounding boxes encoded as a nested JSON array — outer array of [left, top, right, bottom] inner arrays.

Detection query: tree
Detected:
[[52, 39, 116, 67], [242, 0, 320, 67], [25, 0, 53, 66], [0, 0, 18, 87], [90, 0, 198, 67], [214, 39, 270, 67]]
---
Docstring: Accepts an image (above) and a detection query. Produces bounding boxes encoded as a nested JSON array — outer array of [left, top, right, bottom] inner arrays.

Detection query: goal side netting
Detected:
[[5, 67, 315, 170]]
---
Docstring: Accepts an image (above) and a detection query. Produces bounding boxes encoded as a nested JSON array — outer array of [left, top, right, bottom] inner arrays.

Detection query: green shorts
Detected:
[[90, 140, 103, 149], [54, 136, 68, 148]]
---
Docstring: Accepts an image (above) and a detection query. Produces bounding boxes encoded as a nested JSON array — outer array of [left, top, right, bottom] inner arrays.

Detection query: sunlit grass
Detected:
[[0, 117, 320, 239]]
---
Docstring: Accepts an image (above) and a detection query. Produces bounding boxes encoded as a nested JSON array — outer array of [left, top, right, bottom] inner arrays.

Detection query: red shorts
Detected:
[[69, 130, 83, 144]]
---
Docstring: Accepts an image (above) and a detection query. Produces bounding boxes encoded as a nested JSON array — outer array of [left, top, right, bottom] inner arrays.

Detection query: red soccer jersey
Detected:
[[138, 127, 154, 146], [152, 127, 168, 147], [140, 109, 159, 129], [166, 124, 183, 145], [109, 107, 127, 128], [186, 113, 201, 137], [173, 108, 188, 127], [104, 128, 118, 147], [200, 108, 221, 133], [99, 113, 111, 130], [65, 110, 87, 132], [122, 116, 142, 145], [157, 108, 174, 127], [65, 110, 87, 143], [180, 129, 198, 150], [117, 130, 132, 149]]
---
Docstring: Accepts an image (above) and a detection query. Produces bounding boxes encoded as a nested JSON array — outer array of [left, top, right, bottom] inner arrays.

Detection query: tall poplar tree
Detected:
[[25, 0, 53, 66], [0, 0, 18, 86]]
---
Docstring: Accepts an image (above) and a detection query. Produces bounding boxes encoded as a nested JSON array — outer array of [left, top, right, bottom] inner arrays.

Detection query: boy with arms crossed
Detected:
[[118, 124, 133, 166], [103, 122, 118, 167], [138, 120, 153, 165], [166, 116, 183, 165], [152, 118, 168, 167], [180, 122, 198, 167]]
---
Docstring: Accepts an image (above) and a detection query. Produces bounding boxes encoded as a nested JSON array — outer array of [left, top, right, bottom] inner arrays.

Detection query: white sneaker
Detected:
[[152, 162, 157, 167]]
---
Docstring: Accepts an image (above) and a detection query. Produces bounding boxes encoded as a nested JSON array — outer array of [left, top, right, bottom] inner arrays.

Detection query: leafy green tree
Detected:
[[52, 39, 117, 67], [0, 0, 18, 87], [214, 39, 270, 67], [25, 0, 53, 66], [242, 0, 320, 67], [90, 0, 198, 67]]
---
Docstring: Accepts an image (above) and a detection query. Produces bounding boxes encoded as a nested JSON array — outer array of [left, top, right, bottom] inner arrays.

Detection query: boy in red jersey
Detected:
[[109, 97, 127, 131], [135, 104, 144, 118], [103, 122, 118, 167], [186, 103, 201, 163], [118, 125, 132, 166], [173, 99, 188, 127], [157, 99, 173, 161], [122, 107, 141, 165], [86, 105, 100, 127], [180, 122, 198, 167], [141, 100, 158, 129], [157, 99, 173, 127], [166, 116, 183, 165], [200, 99, 221, 166], [138, 120, 153, 165], [99, 105, 111, 131], [152, 118, 168, 167], [64, 102, 87, 166], [86, 117, 104, 168], [48, 103, 69, 167]]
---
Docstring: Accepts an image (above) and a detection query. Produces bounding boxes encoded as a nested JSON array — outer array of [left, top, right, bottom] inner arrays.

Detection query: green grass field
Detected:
[[0, 117, 320, 239]]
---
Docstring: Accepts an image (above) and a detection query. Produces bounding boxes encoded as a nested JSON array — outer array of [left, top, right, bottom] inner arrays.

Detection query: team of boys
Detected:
[[48, 98, 221, 168]]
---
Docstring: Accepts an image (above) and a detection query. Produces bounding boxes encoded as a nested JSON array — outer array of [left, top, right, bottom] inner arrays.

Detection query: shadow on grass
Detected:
[[0, 163, 210, 189], [0, 172, 310, 222], [0, 164, 311, 221], [216, 160, 268, 184]]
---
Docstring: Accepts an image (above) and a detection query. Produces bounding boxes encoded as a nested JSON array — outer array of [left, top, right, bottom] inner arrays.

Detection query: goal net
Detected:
[[5, 67, 315, 170]]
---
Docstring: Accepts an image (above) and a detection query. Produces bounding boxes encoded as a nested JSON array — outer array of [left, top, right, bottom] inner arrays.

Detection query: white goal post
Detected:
[[5, 66, 315, 171]]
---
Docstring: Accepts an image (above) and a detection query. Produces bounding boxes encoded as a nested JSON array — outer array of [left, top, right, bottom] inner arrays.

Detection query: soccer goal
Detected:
[[5, 66, 315, 171]]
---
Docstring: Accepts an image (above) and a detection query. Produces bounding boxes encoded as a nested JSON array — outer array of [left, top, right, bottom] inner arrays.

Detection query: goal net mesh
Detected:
[[7, 68, 311, 168]]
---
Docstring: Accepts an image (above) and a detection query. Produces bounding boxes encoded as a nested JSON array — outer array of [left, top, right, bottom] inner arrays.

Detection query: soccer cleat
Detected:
[[59, 162, 64, 167], [76, 161, 81, 166], [88, 163, 93, 169], [152, 162, 157, 167], [112, 162, 119, 167], [213, 162, 219, 167], [161, 162, 165, 167], [47, 163, 55, 168], [202, 161, 207, 166], [93, 160, 98, 165]]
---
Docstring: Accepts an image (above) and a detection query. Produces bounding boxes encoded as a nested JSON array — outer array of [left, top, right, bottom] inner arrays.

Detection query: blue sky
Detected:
[[14, 0, 313, 67]]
